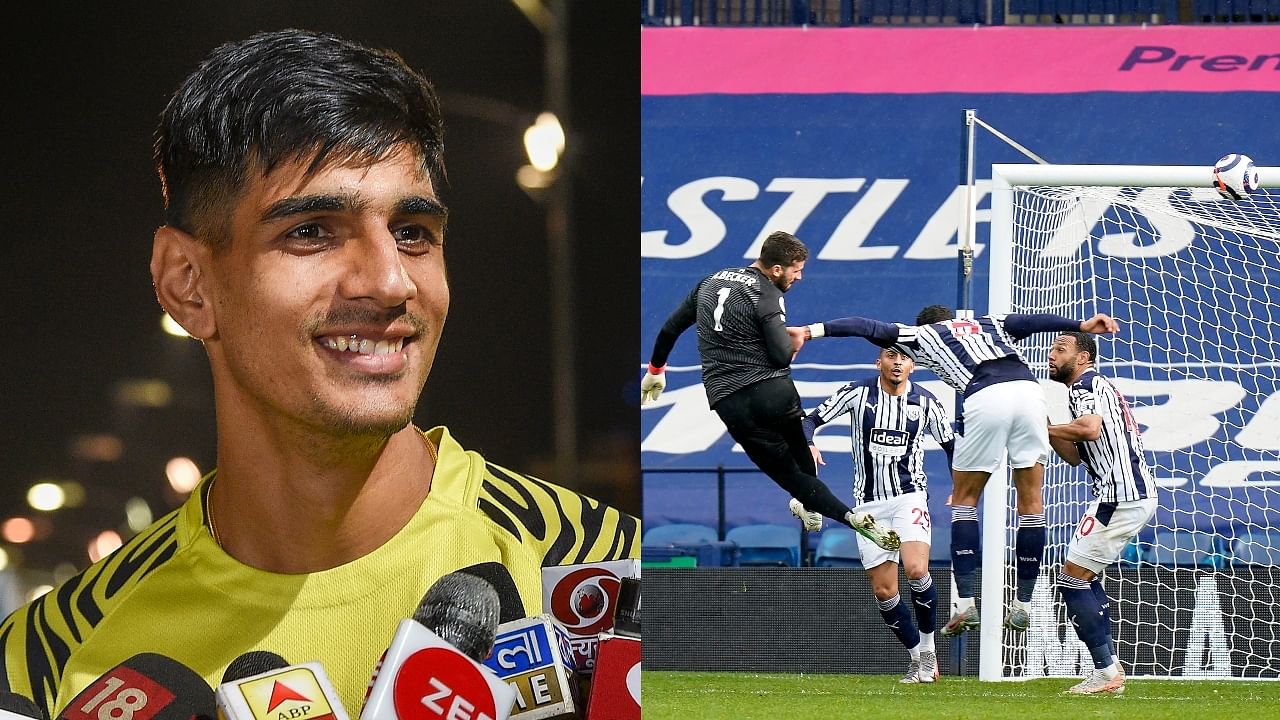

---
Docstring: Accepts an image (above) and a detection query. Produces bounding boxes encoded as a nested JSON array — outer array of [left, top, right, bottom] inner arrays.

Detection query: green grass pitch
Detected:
[[645, 671, 1280, 719]]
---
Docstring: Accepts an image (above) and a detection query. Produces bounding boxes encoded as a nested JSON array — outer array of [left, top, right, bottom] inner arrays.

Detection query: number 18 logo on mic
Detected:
[[64, 667, 176, 720]]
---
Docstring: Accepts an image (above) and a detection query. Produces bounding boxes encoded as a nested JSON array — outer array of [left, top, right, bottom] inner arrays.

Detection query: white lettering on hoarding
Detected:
[[643, 177, 1206, 261]]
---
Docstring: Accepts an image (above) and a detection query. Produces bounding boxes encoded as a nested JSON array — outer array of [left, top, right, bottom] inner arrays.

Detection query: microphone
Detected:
[[0, 693, 46, 720], [583, 634, 639, 720], [214, 650, 349, 720], [540, 560, 641, 673], [584, 579, 640, 720], [360, 572, 516, 720], [480, 615, 581, 719], [55, 653, 215, 720]]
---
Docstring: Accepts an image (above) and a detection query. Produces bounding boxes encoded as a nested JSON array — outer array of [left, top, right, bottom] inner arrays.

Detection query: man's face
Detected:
[[770, 260, 805, 292], [1047, 335, 1081, 385], [876, 347, 914, 387], [202, 145, 449, 437]]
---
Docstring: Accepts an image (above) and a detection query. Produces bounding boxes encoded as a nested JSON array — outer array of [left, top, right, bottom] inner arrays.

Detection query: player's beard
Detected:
[[1049, 359, 1075, 384]]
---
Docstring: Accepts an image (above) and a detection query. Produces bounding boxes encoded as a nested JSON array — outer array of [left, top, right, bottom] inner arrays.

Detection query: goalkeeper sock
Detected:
[[908, 574, 938, 635], [1015, 513, 1046, 603], [950, 505, 979, 598], [877, 594, 920, 652], [1059, 571, 1112, 670]]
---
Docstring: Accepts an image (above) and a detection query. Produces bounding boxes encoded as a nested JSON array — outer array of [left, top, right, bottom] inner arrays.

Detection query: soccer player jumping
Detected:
[[790, 305, 1118, 635], [641, 232, 900, 550], [798, 346, 954, 683], [1048, 332, 1156, 695]]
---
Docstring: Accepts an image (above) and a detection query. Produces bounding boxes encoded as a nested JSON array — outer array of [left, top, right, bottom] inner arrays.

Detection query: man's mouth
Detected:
[[319, 335, 406, 355]]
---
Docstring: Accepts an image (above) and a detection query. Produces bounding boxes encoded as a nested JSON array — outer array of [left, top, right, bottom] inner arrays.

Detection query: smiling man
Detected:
[[0, 29, 638, 716]]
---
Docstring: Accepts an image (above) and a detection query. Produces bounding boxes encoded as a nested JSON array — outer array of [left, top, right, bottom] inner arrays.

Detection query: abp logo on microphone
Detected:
[[392, 648, 497, 720], [237, 668, 337, 720]]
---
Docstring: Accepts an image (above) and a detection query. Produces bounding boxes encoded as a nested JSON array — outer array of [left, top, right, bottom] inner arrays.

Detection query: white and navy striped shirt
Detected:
[[1068, 369, 1153, 503], [803, 378, 955, 504], [821, 313, 1081, 398]]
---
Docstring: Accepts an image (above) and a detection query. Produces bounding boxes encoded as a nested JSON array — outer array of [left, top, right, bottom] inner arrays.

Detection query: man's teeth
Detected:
[[322, 336, 405, 355]]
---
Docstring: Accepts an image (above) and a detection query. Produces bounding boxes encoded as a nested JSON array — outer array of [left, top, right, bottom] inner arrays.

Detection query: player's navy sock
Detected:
[[951, 505, 979, 598], [908, 574, 938, 635], [1015, 513, 1046, 603], [1059, 571, 1111, 670], [877, 594, 920, 651], [1091, 577, 1115, 663]]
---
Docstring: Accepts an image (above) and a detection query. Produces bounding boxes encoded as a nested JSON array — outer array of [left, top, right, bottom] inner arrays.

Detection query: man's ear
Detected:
[[151, 225, 215, 340]]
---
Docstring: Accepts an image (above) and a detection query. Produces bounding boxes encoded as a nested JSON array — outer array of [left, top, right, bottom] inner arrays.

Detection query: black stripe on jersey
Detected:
[[27, 594, 67, 716], [504, 472, 577, 566], [104, 522, 178, 600], [0, 622, 11, 693], [482, 464, 549, 543], [478, 496, 524, 542]]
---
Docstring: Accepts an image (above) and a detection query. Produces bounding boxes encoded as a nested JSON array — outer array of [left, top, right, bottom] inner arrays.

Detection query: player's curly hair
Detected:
[[758, 231, 808, 269], [154, 28, 446, 251], [916, 304, 953, 325], [1059, 331, 1098, 364]]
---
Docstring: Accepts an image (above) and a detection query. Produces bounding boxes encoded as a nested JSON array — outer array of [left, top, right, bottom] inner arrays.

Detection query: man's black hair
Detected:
[[915, 304, 953, 325], [155, 28, 445, 248]]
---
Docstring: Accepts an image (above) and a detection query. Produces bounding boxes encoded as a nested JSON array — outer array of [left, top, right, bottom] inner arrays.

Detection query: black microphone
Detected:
[[360, 571, 515, 720], [55, 653, 214, 720], [0, 693, 47, 720], [220, 652, 288, 684], [214, 650, 349, 720]]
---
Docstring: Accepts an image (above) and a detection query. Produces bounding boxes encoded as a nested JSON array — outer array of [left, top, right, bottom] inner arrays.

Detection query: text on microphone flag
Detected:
[[61, 666, 177, 720], [391, 649, 496, 720], [236, 669, 336, 720]]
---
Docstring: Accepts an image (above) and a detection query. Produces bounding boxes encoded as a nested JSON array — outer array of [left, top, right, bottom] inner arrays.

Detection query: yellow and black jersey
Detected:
[[0, 426, 639, 717]]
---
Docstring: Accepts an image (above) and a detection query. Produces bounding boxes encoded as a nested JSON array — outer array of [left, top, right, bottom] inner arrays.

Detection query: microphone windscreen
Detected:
[[56, 653, 214, 720], [0, 693, 45, 720], [221, 651, 289, 684], [454, 562, 526, 623], [413, 572, 500, 662]]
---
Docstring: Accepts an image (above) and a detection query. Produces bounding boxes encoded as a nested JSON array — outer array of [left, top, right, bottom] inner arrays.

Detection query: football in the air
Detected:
[[1213, 153, 1259, 200]]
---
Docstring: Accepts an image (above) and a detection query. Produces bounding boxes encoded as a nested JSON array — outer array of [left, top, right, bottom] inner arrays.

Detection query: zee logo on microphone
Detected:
[[63, 667, 176, 720], [393, 648, 498, 720]]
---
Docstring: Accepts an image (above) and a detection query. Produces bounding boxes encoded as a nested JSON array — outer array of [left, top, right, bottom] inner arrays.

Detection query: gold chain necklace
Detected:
[[204, 437, 437, 548]]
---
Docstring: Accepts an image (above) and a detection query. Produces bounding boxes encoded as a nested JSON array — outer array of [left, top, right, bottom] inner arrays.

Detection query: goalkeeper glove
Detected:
[[640, 363, 666, 405]]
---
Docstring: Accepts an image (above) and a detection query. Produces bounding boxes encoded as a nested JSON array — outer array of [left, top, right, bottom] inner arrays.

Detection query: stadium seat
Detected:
[[725, 524, 801, 567], [1231, 531, 1280, 566], [642, 523, 719, 546], [1145, 530, 1227, 568], [814, 528, 862, 567]]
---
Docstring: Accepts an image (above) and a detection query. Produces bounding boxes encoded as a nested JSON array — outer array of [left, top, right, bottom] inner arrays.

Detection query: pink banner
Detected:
[[641, 26, 1280, 95]]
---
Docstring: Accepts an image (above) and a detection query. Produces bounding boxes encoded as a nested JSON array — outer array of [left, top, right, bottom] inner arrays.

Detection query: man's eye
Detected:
[[393, 224, 440, 249], [286, 223, 332, 242]]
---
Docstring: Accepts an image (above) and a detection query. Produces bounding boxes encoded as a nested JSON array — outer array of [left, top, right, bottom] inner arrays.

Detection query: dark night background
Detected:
[[0, 2, 639, 586]]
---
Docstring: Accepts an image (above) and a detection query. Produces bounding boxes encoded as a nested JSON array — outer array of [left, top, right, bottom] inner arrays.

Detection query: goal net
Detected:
[[981, 164, 1280, 681]]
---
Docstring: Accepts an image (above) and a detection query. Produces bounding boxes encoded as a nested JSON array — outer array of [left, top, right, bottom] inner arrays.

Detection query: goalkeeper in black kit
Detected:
[[641, 231, 899, 550]]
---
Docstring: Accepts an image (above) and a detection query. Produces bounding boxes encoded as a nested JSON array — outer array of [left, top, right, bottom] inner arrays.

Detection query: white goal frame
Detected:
[[981, 163, 1280, 681]]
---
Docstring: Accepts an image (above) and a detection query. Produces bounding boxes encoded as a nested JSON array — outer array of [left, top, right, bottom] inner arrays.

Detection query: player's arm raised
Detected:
[[1047, 415, 1102, 466], [642, 286, 700, 404], [1079, 313, 1120, 335]]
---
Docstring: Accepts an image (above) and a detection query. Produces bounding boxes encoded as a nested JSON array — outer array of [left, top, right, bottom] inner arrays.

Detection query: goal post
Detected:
[[981, 163, 1280, 681]]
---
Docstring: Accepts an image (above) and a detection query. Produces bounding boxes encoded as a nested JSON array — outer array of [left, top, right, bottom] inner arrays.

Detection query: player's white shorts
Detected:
[[855, 490, 931, 570], [953, 380, 1049, 473], [1067, 497, 1158, 573]]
